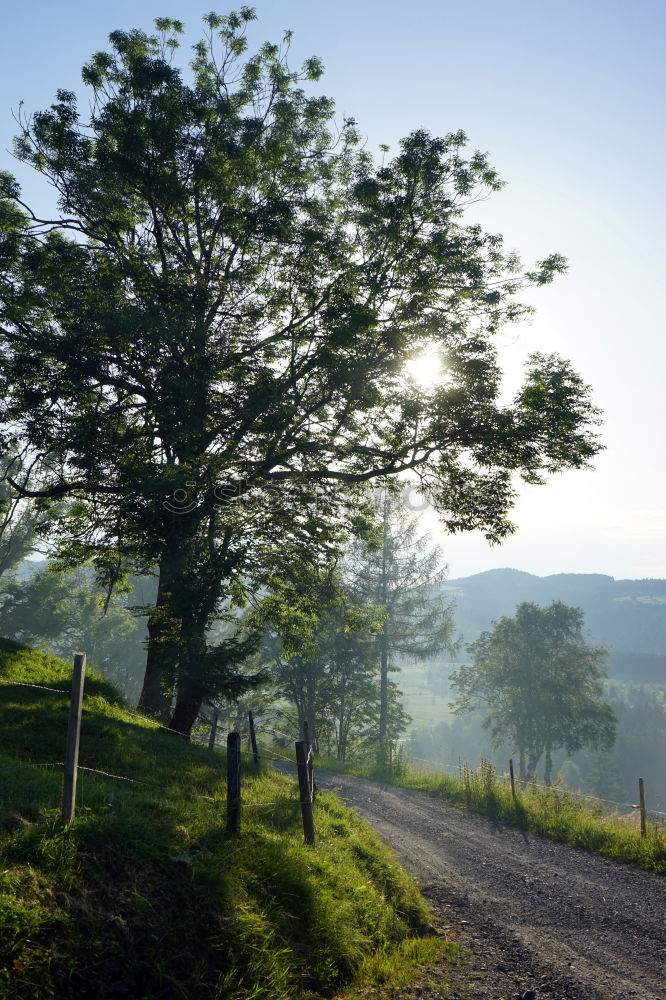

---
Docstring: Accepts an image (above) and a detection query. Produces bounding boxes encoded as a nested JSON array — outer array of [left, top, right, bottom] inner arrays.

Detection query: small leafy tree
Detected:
[[260, 559, 385, 758], [314, 600, 390, 762], [450, 601, 616, 784]]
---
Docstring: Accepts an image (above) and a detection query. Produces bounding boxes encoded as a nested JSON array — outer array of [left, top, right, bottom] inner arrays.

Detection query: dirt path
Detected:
[[313, 771, 665, 1000]]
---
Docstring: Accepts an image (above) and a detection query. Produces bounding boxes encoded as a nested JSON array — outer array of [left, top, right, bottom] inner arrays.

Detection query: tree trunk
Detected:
[[337, 693, 346, 761], [378, 641, 389, 756], [138, 643, 173, 722], [286, 658, 307, 739], [169, 693, 202, 740], [162, 516, 234, 738], [378, 494, 390, 763], [544, 748, 553, 786], [518, 753, 526, 783], [138, 552, 181, 721], [169, 620, 208, 738], [140, 512, 248, 739], [305, 665, 318, 752]]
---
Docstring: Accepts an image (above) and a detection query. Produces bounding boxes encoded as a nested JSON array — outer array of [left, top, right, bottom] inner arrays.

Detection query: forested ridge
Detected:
[[443, 568, 666, 678]]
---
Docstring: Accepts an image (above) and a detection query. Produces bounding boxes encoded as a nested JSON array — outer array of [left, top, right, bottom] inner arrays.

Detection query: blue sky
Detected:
[[1, 1, 664, 579]]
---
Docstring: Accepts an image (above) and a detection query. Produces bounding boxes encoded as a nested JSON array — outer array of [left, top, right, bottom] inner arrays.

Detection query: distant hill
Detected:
[[442, 569, 666, 683]]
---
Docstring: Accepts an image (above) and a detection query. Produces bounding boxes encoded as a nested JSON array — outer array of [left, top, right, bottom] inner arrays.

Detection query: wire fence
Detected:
[[2, 668, 663, 836], [405, 751, 666, 822], [0, 665, 317, 838]]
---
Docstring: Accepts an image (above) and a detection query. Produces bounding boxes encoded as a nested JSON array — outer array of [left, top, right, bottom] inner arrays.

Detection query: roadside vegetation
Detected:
[[316, 755, 666, 875], [0, 639, 460, 999]]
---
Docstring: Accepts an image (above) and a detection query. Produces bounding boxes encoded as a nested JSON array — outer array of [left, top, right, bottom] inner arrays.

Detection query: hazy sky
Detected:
[[1, 1, 664, 580]]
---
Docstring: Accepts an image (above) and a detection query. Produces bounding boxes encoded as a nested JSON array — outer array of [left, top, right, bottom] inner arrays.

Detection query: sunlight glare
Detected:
[[403, 345, 443, 389]]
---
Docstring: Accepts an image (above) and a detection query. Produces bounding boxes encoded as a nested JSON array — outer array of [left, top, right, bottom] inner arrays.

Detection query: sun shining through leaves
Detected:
[[403, 345, 444, 390]]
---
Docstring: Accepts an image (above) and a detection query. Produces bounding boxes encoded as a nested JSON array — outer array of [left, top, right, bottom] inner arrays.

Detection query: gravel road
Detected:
[[313, 771, 665, 1000]]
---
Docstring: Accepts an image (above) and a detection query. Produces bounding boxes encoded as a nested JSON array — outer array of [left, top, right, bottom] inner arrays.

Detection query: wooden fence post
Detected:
[[61, 652, 86, 825], [639, 776, 647, 838], [295, 740, 315, 845], [509, 759, 516, 802], [226, 732, 241, 835], [208, 708, 219, 750], [248, 710, 259, 764], [303, 720, 316, 801]]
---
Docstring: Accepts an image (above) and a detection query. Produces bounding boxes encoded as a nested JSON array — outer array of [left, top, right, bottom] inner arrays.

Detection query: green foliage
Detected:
[[347, 487, 456, 662], [261, 491, 456, 766], [0, 640, 455, 998], [0, 10, 602, 733], [0, 451, 53, 580], [259, 561, 385, 761], [451, 601, 616, 783], [602, 690, 666, 809], [0, 566, 152, 703]]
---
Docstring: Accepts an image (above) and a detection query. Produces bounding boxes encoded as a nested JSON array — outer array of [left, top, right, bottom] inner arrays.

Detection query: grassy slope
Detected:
[[0, 639, 460, 999], [318, 757, 666, 874]]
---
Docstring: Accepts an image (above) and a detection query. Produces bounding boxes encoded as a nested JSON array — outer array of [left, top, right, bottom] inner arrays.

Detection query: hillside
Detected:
[[442, 569, 666, 681], [0, 639, 453, 999]]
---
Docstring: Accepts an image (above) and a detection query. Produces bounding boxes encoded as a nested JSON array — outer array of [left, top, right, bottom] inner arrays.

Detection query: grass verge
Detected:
[[316, 755, 666, 875], [0, 639, 460, 999]]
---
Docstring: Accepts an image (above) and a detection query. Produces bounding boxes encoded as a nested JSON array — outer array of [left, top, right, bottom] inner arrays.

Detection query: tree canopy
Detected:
[[0, 9, 602, 735], [450, 601, 616, 783]]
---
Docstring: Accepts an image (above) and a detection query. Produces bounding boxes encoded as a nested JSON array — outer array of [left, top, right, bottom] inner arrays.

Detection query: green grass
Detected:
[[335, 936, 462, 998], [0, 639, 461, 999], [317, 755, 666, 875]]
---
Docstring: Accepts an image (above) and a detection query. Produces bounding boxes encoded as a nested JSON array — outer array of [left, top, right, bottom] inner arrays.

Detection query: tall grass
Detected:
[[316, 753, 666, 874]]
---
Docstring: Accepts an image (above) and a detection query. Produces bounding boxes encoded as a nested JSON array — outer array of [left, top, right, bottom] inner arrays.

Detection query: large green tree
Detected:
[[0, 10, 601, 736], [450, 601, 616, 784]]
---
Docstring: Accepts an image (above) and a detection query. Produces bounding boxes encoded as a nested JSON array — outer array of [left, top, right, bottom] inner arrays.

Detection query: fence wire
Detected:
[[0, 679, 69, 695], [0, 761, 65, 772], [407, 753, 666, 818], [5, 677, 663, 822], [1, 679, 309, 821]]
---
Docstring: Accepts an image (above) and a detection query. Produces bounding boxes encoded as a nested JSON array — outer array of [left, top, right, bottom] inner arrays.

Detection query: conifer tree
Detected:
[[346, 486, 456, 764]]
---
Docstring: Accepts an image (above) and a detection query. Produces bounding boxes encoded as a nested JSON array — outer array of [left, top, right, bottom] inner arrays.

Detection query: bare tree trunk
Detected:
[[544, 747, 553, 786]]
